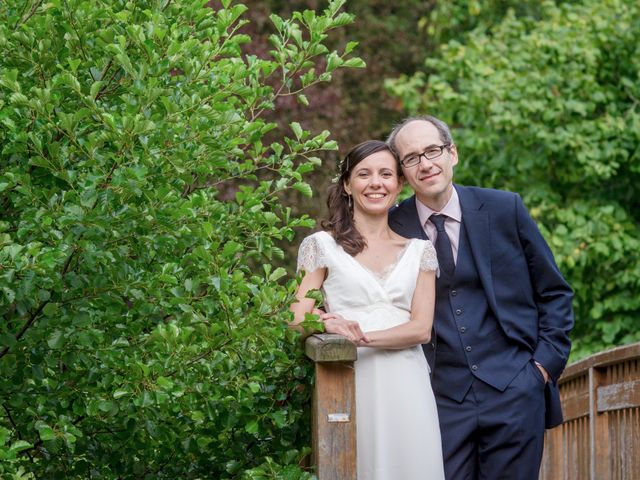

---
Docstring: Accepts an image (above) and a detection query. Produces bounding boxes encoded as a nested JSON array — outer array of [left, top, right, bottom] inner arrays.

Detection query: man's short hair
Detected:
[[386, 115, 454, 155]]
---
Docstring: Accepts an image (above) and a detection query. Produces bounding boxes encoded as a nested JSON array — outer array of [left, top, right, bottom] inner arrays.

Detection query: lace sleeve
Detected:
[[296, 235, 327, 273], [420, 240, 439, 273]]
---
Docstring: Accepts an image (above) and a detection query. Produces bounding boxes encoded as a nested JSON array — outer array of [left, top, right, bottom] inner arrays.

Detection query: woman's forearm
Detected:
[[361, 318, 431, 349]]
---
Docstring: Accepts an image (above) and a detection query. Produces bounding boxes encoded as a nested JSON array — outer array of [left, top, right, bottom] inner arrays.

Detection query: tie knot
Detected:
[[430, 214, 447, 232]]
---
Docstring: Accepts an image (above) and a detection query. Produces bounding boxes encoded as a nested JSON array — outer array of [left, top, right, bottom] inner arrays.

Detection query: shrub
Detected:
[[0, 0, 362, 477]]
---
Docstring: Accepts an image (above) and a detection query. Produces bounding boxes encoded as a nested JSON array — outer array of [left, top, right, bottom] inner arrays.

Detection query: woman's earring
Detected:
[[348, 195, 352, 209]]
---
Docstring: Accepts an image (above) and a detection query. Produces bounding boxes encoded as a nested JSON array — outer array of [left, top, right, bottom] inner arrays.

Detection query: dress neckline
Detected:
[[320, 231, 415, 283]]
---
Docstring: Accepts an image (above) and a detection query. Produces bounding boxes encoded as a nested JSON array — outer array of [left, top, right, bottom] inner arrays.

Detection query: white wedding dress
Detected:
[[297, 231, 445, 480]]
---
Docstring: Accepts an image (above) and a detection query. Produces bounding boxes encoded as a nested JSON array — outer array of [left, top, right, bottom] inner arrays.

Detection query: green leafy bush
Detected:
[[0, 0, 362, 477], [387, 0, 640, 358]]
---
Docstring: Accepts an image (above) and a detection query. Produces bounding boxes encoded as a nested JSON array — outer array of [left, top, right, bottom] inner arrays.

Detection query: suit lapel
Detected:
[[389, 196, 428, 240], [456, 185, 499, 317]]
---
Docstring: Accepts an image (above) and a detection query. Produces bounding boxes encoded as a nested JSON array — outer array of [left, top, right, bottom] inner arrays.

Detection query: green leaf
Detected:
[[98, 400, 116, 412], [245, 420, 259, 434], [42, 303, 59, 317], [270, 14, 284, 33], [113, 389, 131, 399], [225, 460, 242, 474], [322, 140, 338, 151], [292, 182, 313, 197], [343, 57, 366, 68], [271, 410, 287, 428], [325, 51, 342, 72], [248, 382, 261, 393], [90, 80, 104, 98], [35, 421, 55, 442], [9, 440, 33, 455], [344, 41, 358, 54], [304, 289, 323, 303], [47, 330, 65, 349], [290, 122, 303, 140], [300, 312, 324, 333], [222, 241, 242, 257], [0, 334, 17, 349], [268, 267, 287, 281]]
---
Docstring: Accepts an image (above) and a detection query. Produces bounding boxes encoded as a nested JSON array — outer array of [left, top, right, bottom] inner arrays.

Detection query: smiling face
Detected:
[[343, 150, 402, 217], [394, 120, 458, 211]]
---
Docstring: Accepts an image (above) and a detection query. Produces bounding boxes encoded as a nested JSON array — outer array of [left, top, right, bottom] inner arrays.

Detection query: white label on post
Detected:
[[327, 413, 350, 423]]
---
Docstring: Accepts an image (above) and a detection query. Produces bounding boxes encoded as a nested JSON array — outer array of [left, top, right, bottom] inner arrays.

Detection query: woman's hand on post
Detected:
[[320, 312, 370, 345]]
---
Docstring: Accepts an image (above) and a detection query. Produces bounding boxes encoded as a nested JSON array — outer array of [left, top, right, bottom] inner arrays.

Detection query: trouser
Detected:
[[435, 360, 546, 480]]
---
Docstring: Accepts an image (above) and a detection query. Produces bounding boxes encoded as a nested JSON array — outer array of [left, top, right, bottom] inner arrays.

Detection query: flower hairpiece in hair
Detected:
[[331, 153, 350, 183]]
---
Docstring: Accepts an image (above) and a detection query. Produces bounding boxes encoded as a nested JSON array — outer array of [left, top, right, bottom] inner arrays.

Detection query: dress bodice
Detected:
[[297, 231, 438, 315]]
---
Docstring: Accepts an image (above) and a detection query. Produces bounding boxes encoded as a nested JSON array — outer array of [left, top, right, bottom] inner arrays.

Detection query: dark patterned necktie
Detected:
[[430, 214, 455, 278]]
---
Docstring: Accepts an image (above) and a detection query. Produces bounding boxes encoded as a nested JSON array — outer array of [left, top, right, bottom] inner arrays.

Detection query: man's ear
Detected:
[[449, 144, 459, 167]]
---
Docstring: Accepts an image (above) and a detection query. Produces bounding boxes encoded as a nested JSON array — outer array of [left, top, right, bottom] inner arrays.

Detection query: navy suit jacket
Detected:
[[388, 184, 574, 428]]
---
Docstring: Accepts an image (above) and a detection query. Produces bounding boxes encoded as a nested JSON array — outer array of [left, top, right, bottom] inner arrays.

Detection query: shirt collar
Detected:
[[416, 187, 462, 227]]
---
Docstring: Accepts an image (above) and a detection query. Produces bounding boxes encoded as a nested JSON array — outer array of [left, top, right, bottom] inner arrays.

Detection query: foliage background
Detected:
[[1, 0, 639, 477], [386, 0, 640, 358]]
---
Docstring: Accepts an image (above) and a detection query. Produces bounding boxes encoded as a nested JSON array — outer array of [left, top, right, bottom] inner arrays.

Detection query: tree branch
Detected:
[[2, 404, 34, 462], [14, 0, 43, 30], [0, 300, 49, 359]]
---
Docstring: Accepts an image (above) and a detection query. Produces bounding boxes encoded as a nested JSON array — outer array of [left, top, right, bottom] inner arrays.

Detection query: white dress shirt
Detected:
[[415, 188, 462, 264]]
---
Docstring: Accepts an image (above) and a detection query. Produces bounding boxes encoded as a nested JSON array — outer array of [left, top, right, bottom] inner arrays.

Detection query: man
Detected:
[[387, 116, 574, 479]]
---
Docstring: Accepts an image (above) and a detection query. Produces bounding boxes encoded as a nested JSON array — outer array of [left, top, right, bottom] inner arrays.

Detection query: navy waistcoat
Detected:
[[428, 220, 531, 402]]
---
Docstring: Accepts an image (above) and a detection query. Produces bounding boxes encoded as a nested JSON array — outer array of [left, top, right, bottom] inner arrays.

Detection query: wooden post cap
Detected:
[[305, 334, 357, 363]]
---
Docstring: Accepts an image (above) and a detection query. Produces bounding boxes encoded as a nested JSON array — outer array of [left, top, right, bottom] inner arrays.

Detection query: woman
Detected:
[[291, 140, 445, 480]]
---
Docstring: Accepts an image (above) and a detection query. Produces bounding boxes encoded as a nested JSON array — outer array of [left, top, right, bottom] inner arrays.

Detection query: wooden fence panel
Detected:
[[540, 343, 640, 480]]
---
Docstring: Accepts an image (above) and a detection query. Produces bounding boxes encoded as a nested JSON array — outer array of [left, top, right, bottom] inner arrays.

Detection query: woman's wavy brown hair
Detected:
[[321, 140, 400, 256]]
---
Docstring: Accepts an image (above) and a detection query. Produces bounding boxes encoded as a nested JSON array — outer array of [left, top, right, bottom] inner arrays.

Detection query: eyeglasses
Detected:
[[400, 144, 452, 168]]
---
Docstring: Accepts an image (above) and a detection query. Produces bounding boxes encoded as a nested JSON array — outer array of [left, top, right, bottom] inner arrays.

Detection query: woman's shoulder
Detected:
[[415, 239, 438, 272], [298, 231, 336, 255], [400, 238, 436, 265], [297, 231, 333, 273], [300, 230, 332, 245], [412, 238, 436, 252]]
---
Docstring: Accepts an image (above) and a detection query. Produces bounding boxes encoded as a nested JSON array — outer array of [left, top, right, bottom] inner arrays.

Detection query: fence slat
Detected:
[[562, 389, 590, 422], [597, 379, 640, 412]]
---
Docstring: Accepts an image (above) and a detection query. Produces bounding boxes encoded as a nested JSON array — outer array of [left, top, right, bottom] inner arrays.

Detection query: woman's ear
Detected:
[[343, 179, 351, 196]]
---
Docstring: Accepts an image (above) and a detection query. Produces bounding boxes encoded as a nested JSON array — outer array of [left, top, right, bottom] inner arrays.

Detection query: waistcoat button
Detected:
[[471, 365, 478, 371], [465, 346, 472, 352]]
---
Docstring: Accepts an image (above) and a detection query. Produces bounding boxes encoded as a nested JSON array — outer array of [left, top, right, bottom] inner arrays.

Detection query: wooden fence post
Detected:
[[305, 333, 357, 480]]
